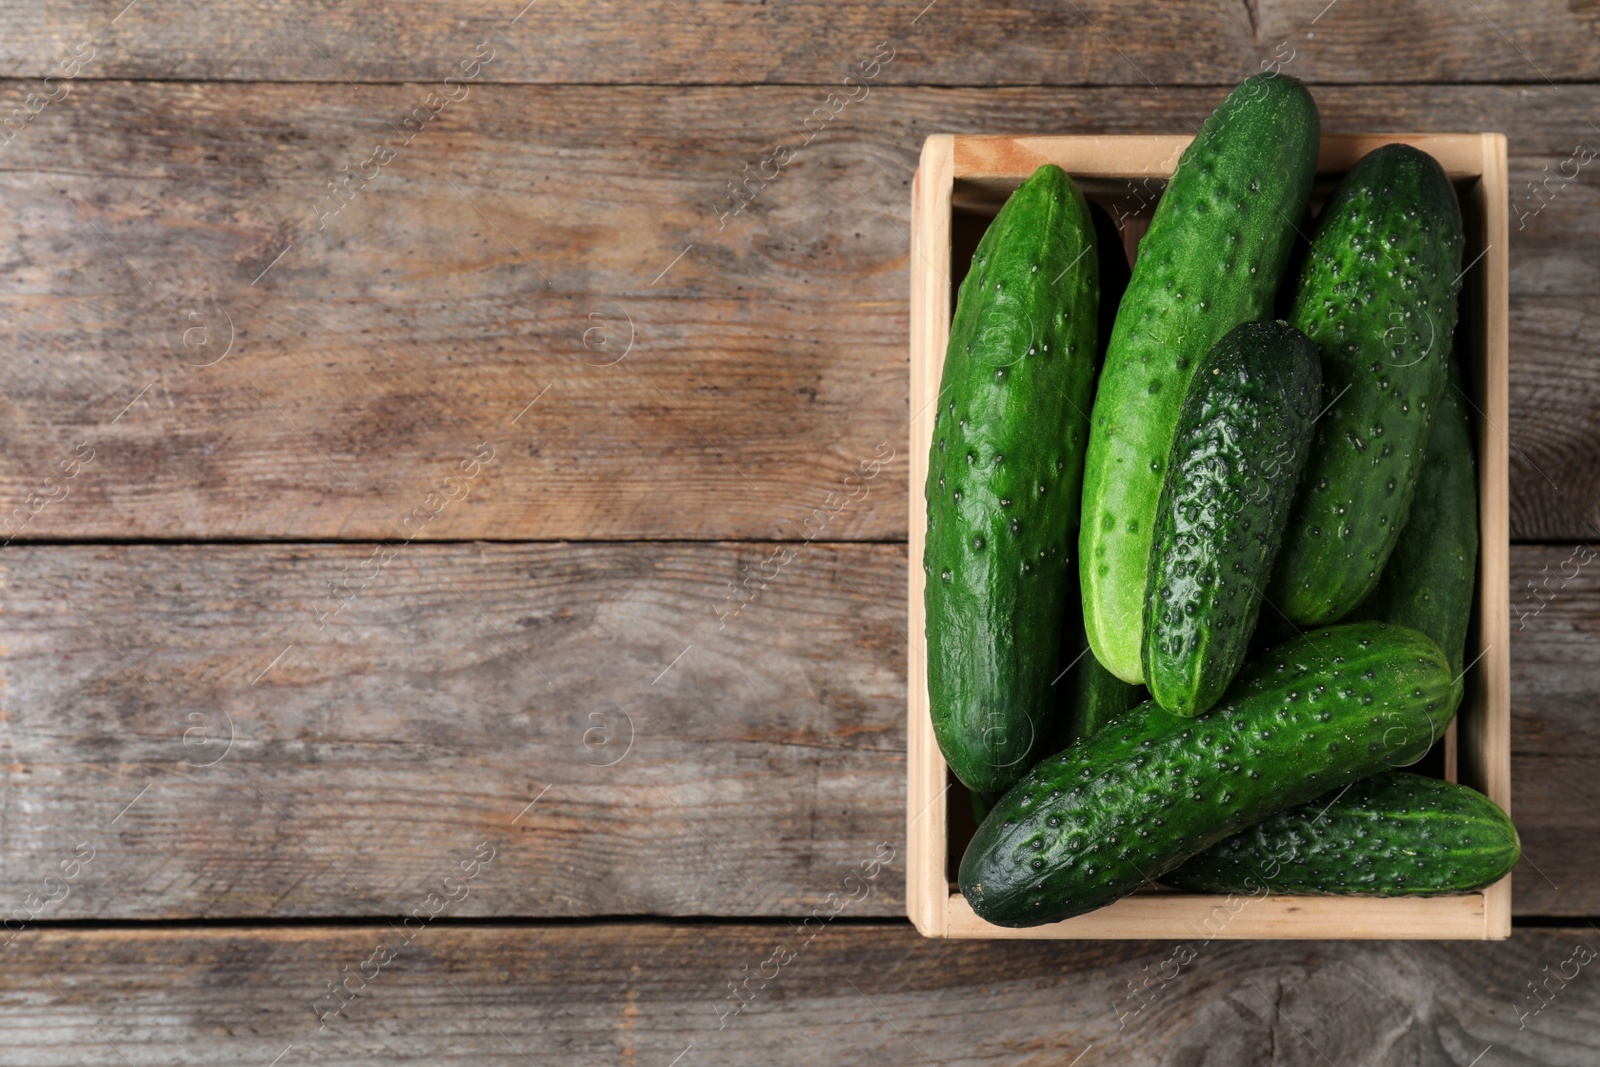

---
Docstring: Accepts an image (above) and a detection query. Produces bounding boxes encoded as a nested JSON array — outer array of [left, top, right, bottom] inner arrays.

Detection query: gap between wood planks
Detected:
[[0, 537, 1591, 547], [5, 915, 1595, 930], [0, 78, 1594, 88], [0, 536, 914, 547]]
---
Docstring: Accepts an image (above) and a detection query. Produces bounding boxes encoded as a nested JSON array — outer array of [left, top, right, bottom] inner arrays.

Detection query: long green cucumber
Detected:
[[959, 622, 1452, 926], [1353, 359, 1477, 715], [1053, 200, 1143, 750], [1065, 647, 1143, 743], [1080, 73, 1320, 684], [1053, 601, 1143, 751], [1087, 194, 1133, 371], [1163, 772, 1518, 896], [1268, 144, 1466, 624], [924, 164, 1100, 793], [1143, 320, 1322, 717]]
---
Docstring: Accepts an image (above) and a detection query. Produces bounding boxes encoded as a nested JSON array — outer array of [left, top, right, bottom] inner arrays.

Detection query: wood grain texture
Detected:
[[1507, 542, 1600, 916], [0, 542, 907, 919], [2, 923, 1597, 1065], [1506, 299, 1600, 543], [0, 542, 1590, 918], [0, 1, 1596, 85], [0, 82, 1593, 539]]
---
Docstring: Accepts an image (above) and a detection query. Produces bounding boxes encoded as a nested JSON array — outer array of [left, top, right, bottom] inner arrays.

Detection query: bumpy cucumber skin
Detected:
[[1163, 772, 1518, 896], [1144, 321, 1322, 717], [1354, 360, 1477, 715], [959, 622, 1452, 927], [1080, 73, 1320, 684], [1269, 144, 1466, 625], [925, 165, 1100, 794]]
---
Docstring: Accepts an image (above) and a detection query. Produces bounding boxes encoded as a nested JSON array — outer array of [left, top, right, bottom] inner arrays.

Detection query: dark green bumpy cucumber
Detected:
[[959, 622, 1452, 926], [1143, 320, 1322, 717], [1163, 771, 1518, 896], [1081, 73, 1320, 684], [925, 165, 1100, 794], [1353, 359, 1477, 715], [1269, 144, 1466, 625]]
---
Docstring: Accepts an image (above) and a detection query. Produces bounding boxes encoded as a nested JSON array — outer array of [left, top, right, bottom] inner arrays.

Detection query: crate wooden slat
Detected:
[[907, 131, 1511, 940]]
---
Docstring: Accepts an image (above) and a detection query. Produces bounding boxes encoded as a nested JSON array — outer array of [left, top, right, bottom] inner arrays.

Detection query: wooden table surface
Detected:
[[0, 2, 1596, 1062]]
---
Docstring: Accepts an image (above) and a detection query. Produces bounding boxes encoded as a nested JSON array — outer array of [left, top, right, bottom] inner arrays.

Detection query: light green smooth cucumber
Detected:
[[1080, 73, 1320, 683]]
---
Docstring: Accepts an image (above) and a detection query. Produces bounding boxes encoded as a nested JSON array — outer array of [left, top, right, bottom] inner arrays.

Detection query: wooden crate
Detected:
[[907, 133, 1511, 940]]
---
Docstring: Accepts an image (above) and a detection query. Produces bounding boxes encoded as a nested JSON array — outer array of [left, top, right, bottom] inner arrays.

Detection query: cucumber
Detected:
[[1087, 195, 1133, 365], [924, 164, 1100, 793], [1053, 203, 1143, 750], [1053, 600, 1143, 751], [959, 622, 1452, 926], [1163, 772, 1518, 896], [1080, 73, 1320, 684], [1063, 646, 1143, 744], [1353, 359, 1477, 715], [1268, 144, 1466, 625], [1143, 320, 1322, 717]]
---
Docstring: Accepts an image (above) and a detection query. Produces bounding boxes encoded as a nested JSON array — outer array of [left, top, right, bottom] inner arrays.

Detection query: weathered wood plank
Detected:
[[0, 542, 908, 919], [1, 924, 1596, 1065], [0, 1, 1596, 85], [0, 543, 1593, 918], [1505, 299, 1600, 543], [0, 82, 1594, 540], [1507, 542, 1600, 916]]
